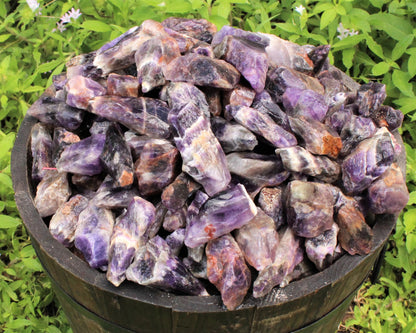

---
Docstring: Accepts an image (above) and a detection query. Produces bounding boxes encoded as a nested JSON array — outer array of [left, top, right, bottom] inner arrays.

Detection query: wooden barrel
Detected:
[[12, 115, 400, 333]]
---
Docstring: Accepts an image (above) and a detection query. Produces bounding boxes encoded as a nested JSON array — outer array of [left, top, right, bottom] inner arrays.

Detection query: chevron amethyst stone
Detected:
[[66, 75, 107, 110], [107, 73, 139, 97], [206, 234, 251, 310], [52, 127, 80, 164], [340, 115, 377, 156], [161, 173, 201, 211], [126, 235, 208, 296], [162, 17, 217, 43], [31, 123, 53, 183]]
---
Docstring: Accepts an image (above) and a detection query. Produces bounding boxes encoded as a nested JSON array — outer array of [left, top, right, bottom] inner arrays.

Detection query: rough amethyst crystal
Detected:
[[211, 25, 269, 49], [163, 53, 240, 90], [285, 180, 335, 238], [107, 196, 156, 287], [367, 163, 409, 214], [165, 228, 186, 256], [206, 234, 251, 310], [66, 75, 107, 110], [135, 139, 180, 196], [340, 115, 377, 156], [89, 96, 171, 139], [162, 17, 217, 43], [223, 84, 256, 107], [214, 35, 268, 92], [34, 171, 71, 217], [161, 173, 201, 211], [107, 73, 140, 97], [74, 202, 115, 270], [234, 209, 280, 271], [257, 187, 285, 229], [31, 123, 53, 182], [52, 127, 80, 164], [163, 206, 187, 232], [355, 82, 386, 117], [49, 194, 89, 247], [226, 105, 297, 148], [370, 105, 404, 131], [184, 184, 257, 248], [201, 87, 222, 117], [93, 176, 139, 209], [126, 235, 209, 296]]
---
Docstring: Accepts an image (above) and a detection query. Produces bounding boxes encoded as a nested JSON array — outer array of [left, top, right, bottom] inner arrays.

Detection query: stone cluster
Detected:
[[29, 18, 408, 310]]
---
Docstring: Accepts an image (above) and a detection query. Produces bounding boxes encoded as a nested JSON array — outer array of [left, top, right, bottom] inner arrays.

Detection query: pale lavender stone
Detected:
[[163, 207, 187, 232], [34, 171, 71, 217], [165, 228, 186, 256], [31, 123, 53, 182], [169, 101, 231, 196], [285, 180, 336, 238], [355, 82, 386, 117], [89, 96, 171, 139], [66, 75, 106, 110], [126, 236, 209, 296], [189, 41, 214, 58], [107, 196, 155, 286], [342, 127, 397, 194], [162, 27, 200, 53], [211, 25, 269, 49], [324, 104, 353, 134], [368, 163, 409, 214], [340, 115, 377, 156], [288, 116, 342, 158], [257, 187, 285, 229], [184, 184, 257, 248], [235, 209, 280, 271], [305, 223, 339, 271], [226, 152, 290, 197], [163, 53, 240, 90], [74, 202, 115, 270], [210, 117, 258, 153], [135, 35, 180, 93], [276, 146, 341, 183], [162, 17, 217, 43], [282, 87, 328, 122], [253, 227, 301, 298], [206, 234, 251, 310], [49, 195, 89, 247], [214, 35, 268, 92], [226, 105, 297, 148], [56, 134, 106, 176]]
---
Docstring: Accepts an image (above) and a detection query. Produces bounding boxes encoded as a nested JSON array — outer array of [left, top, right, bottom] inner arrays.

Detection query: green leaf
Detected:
[[320, 8, 337, 30], [392, 70, 414, 97], [392, 35, 414, 61], [0, 215, 20, 229], [403, 208, 416, 233], [36, 59, 65, 75], [342, 48, 355, 70], [368, 13, 413, 41], [6, 319, 32, 329], [313, 2, 334, 14], [408, 54, 416, 78], [81, 20, 112, 32], [0, 34, 11, 43], [22, 258, 43, 272], [332, 34, 365, 51], [407, 191, 416, 205], [365, 35, 384, 59], [372, 62, 390, 76], [406, 233, 416, 254]]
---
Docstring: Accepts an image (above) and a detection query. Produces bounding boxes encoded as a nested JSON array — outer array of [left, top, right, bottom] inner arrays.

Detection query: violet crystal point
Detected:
[[135, 35, 180, 93], [206, 234, 251, 310], [288, 116, 342, 158], [100, 125, 134, 188], [163, 206, 187, 232], [126, 235, 209, 296], [334, 193, 373, 255], [107, 196, 156, 286], [342, 127, 397, 194], [74, 202, 115, 270], [163, 53, 240, 89], [226, 152, 290, 197], [27, 87, 84, 131], [107, 73, 139, 97], [184, 184, 257, 248], [214, 35, 268, 92], [56, 134, 106, 176], [305, 223, 339, 271], [227, 105, 297, 148], [162, 17, 217, 43], [253, 227, 301, 298], [285, 180, 335, 238], [210, 117, 258, 153], [257, 187, 285, 229], [135, 139, 180, 196], [368, 163, 409, 214], [93, 176, 139, 209], [89, 96, 171, 139], [93, 21, 168, 74], [161, 173, 201, 211], [277, 146, 341, 183], [66, 75, 106, 110], [235, 209, 280, 271], [282, 87, 328, 122], [260, 33, 314, 73], [169, 102, 231, 196], [165, 228, 186, 256], [34, 171, 71, 217], [31, 123, 53, 182], [340, 115, 377, 156], [223, 84, 256, 107], [355, 82, 386, 117], [49, 194, 89, 247], [52, 127, 80, 164], [370, 105, 404, 131]]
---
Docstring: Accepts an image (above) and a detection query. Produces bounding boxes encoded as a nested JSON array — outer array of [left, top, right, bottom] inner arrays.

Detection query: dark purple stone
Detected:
[[165, 228, 186, 256], [189, 41, 214, 58], [211, 25, 269, 49], [340, 115, 377, 156], [31, 123, 54, 182], [370, 105, 404, 131], [93, 176, 140, 209], [307, 44, 330, 75], [324, 104, 353, 133], [52, 127, 80, 164], [163, 207, 187, 232], [161, 173, 201, 211], [355, 82, 386, 116], [162, 17, 217, 43]]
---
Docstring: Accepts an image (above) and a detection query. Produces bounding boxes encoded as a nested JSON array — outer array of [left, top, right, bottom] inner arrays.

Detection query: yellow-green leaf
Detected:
[[82, 20, 112, 32], [0, 215, 21, 229], [320, 8, 337, 30], [372, 62, 390, 76]]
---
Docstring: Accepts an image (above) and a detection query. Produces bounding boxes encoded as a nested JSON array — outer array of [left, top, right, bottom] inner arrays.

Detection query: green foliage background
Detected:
[[1, 0, 415, 332]]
